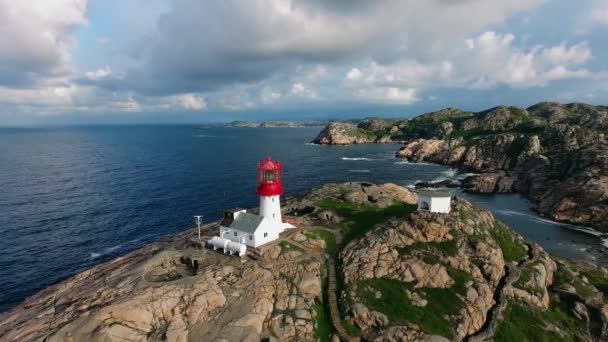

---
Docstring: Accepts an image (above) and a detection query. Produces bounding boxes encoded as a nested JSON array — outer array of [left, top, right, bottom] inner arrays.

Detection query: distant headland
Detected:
[[312, 102, 608, 233]]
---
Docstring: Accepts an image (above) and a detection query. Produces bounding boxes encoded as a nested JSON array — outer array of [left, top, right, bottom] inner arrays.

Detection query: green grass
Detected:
[[490, 223, 527, 263], [358, 278, 463, 338], [342, 320, 362, 336], [312, 303, 332, 342], [304, 229, 338, 255], [445, 265, 473, 295], [495, 299, 585, 342], [514, 262, 545, 297], [397, 240, 458, 258], [581, 270, 608, 297], [555, 266, 595, 299], [316, 199, 416, 245]]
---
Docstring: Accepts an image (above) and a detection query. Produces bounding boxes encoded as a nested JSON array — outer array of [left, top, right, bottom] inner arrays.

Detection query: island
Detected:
[[312, 102, 608, 233], [1, 182, 607, 341], [224, 121, 328, 128]]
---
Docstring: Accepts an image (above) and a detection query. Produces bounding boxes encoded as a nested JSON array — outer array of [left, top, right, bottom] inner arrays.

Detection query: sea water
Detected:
[[0, 125, 604, 311]]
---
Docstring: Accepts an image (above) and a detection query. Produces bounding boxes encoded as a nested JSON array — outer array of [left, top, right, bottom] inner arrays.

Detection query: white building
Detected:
[[417, 191, 452, 213], [218, 208, 293, 248]]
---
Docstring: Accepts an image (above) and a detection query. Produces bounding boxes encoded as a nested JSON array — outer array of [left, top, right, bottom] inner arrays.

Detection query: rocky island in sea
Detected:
[[313, 102, 608, 233], [1, 182, 607, 341], [224, 120, 328, 128]]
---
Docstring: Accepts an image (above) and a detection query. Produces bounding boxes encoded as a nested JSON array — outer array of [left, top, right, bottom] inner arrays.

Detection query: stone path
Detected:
[[467, 242, 540, 341], [323, 228, 360, 342]]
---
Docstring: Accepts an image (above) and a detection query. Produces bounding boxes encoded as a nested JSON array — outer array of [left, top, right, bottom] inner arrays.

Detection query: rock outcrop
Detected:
[[3, 182, 608, 341], [312, 122, 378, 145], [313, 102, 608, 232]]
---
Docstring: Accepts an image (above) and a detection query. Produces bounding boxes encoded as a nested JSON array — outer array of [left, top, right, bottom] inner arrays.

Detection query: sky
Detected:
[[1, 0, 608, 125]]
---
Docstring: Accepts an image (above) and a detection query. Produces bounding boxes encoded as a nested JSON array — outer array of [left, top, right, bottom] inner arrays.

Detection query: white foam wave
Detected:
[[349, 169, 371, 173], [404, 180, 422, 189], [394, 160, 435, 166], [304, 142, 319, 146], [341, 157, 377, 161], [603, 238, 608, 248], [90, 252, 101, 259]]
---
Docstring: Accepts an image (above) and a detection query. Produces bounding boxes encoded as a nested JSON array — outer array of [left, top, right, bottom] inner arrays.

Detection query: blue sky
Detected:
[[1, 0, 607, 125]]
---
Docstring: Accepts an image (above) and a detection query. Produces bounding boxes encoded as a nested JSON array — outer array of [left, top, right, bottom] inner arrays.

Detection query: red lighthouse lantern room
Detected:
[[256, 157, 284, 196]]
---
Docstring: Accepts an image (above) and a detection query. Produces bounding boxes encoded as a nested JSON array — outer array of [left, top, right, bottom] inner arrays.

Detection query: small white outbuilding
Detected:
[[417, 191, 452, 213]]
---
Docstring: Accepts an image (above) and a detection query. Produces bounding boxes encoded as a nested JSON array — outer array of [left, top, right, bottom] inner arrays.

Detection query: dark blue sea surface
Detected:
[[0, 126, 605, 312]]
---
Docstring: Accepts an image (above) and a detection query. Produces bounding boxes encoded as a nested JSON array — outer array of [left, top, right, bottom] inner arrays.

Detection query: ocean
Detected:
[[0, 125, 605, 312]]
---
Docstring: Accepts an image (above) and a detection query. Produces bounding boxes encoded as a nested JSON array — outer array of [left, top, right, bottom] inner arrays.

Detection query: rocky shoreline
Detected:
[[2, 182, 608, 341], [312, 102, 608, 233]]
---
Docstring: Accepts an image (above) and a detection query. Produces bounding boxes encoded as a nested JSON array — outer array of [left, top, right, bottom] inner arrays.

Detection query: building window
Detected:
[[264, 232, 268, 237], [273, 213, 275, 218], [249, 235, 253, 240], [272, 197, 274, 202], [234, 231, 237, 236]]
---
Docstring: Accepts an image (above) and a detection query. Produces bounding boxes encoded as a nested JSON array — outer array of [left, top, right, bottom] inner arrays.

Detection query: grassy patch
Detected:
[[312, 303, 332, 342], [514, 262, 545, 297], [305, 229, 338, 255], [316, 199, 416, 245], [397, 240, 458, 258], [342, 320, 362, 336], [495, 299, 585, 342], [581, 270, 608, 297], [490, 223, 527, 263], [555, 265, 595, 299], [445, 265, 473, 295], [358, 278, 463, 338]]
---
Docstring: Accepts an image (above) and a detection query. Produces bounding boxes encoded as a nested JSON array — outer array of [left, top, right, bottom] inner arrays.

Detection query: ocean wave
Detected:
[[193, 134, 217, 138], [393, 160, 435, 166], [341, 157, 377, 161], [349, 169, 371, 173], [603, 238, 608, 248], [304, 142, 319, 146], [404, 180, 422, 189], [432, 168, 458, 182]]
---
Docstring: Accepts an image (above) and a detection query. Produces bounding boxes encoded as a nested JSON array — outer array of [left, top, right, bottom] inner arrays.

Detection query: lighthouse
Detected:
[[212, 156, 294, 251], [256, 157, 284, 225]]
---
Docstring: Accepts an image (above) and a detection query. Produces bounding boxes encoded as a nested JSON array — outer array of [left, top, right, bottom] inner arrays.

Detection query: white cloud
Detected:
[[358, 87, 419, 104], [350, 32, 593, 91], [261, 88, 281, 104], [346, 68, 363, 81], [0, 0, 88, 86], [290, 82, 316, 98], [85, 66, 112, 80], [174, 93, 207, 111], [590, 4, 608, 25]]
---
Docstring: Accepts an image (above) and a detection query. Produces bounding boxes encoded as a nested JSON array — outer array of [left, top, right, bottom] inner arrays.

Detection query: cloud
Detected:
[[346, 32, 593, 92], [260, 87, 281, 104], [87, 0, 547, 97], [2, 0, 607, 119], [290, 82, 316, 98], [85, 66, 112, 80], [0, 0, 87, 87], [590, 3, 608, 25], [358, 87, 419, 104], [173, 93, 207, 111], [346, 68, 363, 81]]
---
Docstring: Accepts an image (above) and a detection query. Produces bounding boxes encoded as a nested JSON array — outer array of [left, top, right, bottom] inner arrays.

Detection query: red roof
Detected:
[[258, 157, 282, 171]]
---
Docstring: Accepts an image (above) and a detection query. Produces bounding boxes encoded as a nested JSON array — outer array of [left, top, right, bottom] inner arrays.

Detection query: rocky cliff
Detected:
[[312, 121, 395, 145], [313, 102, 608, 232], [2, 182, 607, 341]]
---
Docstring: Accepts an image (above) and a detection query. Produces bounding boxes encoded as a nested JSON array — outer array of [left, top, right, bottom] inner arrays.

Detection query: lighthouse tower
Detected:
[[256, 157, 285, 225]]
